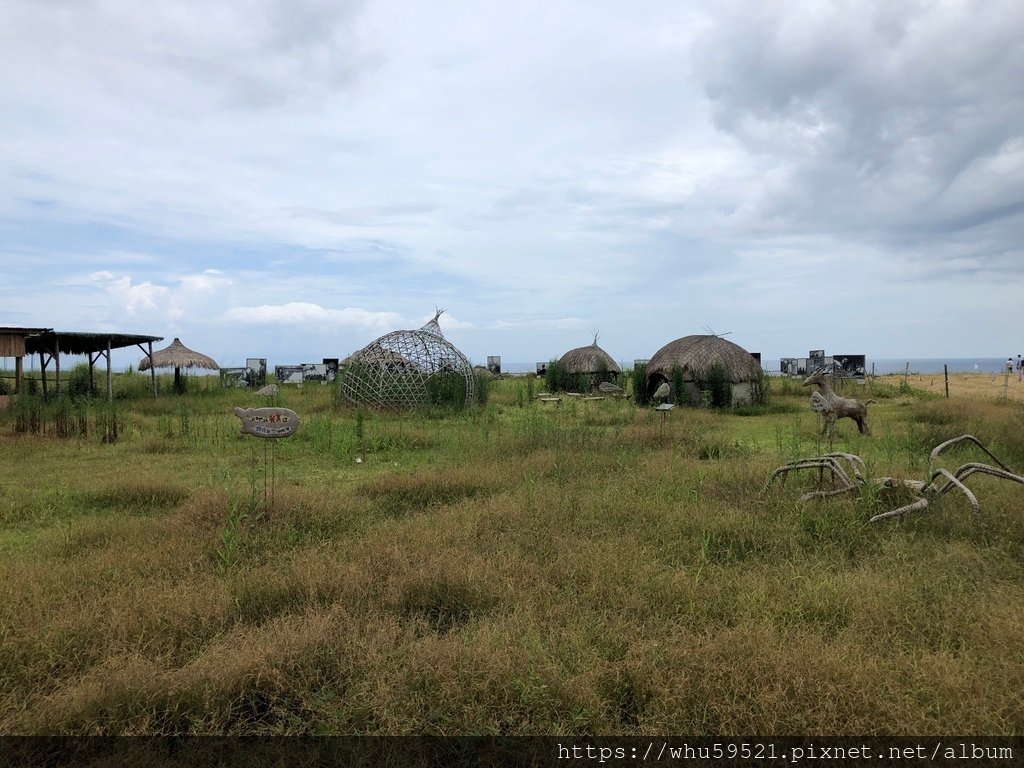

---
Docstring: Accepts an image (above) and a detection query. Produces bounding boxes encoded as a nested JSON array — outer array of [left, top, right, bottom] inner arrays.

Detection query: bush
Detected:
[[474, 371, 491, 406], [671, 365, 687, 406], [749, 368, 771, 406], [66, 364, 97, 400], [630, 364, 650, 406], [697, 362, 732, 408], [425, 372, 469, 410], [544, 359, 584, 393]]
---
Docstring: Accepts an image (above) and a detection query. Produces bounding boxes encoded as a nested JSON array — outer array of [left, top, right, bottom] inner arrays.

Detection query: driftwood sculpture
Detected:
[[804, 368, 874, 435], [763, 435, 1024, 530]]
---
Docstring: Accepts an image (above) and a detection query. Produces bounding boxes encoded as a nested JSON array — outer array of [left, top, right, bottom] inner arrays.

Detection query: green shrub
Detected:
[[697, 362, 732, 409], [545, 359, 574, 393], [671, 365, 686, 406], [749, 368, 771, 406], [630, 363, 650, 406], [425, 372, 468, 410], [474, 371, 491, 406], [66, 364, 97, 400]]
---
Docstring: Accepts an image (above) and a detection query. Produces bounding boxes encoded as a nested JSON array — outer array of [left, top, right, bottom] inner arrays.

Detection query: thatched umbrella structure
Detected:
[[645, 334, 762, 406], [139, 337, 220, 393], [558, 334, 621, 381]]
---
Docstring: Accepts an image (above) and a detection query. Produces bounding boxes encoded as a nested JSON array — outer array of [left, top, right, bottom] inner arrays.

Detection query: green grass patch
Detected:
[[1, 379, 1023, 734]]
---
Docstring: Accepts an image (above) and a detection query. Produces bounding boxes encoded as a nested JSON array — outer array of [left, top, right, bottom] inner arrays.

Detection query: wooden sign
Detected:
[[233, 407, 300, 438]]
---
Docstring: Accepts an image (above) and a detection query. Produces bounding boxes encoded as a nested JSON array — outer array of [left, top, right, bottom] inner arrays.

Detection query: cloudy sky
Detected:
[[2, 0, 1022, 370]]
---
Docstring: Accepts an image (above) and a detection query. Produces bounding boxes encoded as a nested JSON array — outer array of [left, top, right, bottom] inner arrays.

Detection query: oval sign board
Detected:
[[233, 407, 300, 438]]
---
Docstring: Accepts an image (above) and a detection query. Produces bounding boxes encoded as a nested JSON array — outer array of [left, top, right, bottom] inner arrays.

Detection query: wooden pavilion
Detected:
[[1, 327, 163, 400], [0, 327, 50, 395]]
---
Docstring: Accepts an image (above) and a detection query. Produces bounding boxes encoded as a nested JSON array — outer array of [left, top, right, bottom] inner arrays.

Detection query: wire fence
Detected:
[[879, 369, 1024, 402]]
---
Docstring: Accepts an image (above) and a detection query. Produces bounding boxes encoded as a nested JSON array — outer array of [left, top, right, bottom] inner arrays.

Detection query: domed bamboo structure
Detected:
[[339, 310, 475, 409], [645, 334, 763, 406]]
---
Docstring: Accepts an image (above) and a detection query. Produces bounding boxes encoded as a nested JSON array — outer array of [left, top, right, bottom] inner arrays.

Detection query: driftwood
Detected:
[[763, 435, 1024, 530], [804, 368, 874, 435]]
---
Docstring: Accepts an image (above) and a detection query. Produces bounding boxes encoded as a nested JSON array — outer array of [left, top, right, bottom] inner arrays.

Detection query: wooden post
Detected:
[[148, 341, 157, 397], [88, 352, 96, 393], [39, 352, 48, 399], [14, 356, 22, 395], [54, 337, 61, 398], [1003, 366, 1010, 401], [944, 364, 949, 398], [106, 339, 113, 402], [904, 362, 909, 384]]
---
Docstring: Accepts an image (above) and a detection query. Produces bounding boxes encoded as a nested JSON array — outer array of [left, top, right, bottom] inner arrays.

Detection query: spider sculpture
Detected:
[[763, 435, 1024, 529]]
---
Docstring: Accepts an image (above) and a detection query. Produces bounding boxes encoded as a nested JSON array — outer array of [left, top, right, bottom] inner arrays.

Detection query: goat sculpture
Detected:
[[803, 367, 874, 435]]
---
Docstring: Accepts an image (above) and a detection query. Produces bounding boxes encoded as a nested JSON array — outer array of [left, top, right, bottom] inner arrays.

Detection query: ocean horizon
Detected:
[[494, 358, 1017, 376]]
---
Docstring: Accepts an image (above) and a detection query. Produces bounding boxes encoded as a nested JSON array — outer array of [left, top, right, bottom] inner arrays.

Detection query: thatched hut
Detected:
[[558, 337, 621, 382], [139, 337, 219, 393], [644, 335, 762, 406], [473, 365, 496, 379]]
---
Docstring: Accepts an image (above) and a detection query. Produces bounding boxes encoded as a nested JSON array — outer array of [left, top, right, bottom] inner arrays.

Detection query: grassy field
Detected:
[[1, 373, 1023, 736], [879, 371, 1024, 402]]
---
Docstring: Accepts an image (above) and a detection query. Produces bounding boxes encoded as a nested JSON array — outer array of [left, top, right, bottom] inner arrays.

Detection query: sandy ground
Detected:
[[877, 372, 1024, 401]]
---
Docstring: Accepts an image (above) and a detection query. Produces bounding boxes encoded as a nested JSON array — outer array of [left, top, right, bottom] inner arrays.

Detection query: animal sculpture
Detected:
[[763, 435, 1024, 530], [803, 367, 874, 435]]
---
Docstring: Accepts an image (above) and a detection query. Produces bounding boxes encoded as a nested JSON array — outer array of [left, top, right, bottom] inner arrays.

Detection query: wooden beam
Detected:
[[14, 356, 22, 395], [106, 340, 113, 402], [54, 337, 61, 398], [39, 352, 48, 399], [149, 341, 157, 397]]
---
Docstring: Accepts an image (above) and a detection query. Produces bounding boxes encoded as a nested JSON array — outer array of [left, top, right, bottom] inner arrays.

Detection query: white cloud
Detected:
[[1, 0, 1021, 362], [223, 302, 401, 330]]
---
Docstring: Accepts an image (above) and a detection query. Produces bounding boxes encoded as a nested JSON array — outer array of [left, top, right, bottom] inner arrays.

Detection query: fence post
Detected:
[[944, 364, 949, 398]]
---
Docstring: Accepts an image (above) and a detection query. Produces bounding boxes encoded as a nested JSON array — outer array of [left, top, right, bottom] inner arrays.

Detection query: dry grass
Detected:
[[1, 381, 1023, 735], [881, 372, 1024, 401]]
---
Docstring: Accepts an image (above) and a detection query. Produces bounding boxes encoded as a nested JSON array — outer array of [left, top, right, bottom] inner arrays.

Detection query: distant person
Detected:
[[1008, 357, 1014, 374], [1018, 355, 1023, 382]]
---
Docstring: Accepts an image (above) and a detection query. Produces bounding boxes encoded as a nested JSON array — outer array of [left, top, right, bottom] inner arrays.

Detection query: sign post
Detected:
[[233, 406, 301, 512], [655, 402, 675, 442]]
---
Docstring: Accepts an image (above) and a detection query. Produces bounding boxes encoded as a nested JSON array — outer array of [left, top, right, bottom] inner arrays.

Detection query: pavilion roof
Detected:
[[25, 331, 163, 357]]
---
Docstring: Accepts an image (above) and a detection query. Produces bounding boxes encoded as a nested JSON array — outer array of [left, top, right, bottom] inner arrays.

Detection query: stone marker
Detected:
[[255, 384, 279, 396]]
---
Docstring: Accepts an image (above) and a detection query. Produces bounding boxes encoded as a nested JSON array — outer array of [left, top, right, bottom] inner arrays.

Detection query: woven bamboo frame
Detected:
[[339, 313, 475, 409]]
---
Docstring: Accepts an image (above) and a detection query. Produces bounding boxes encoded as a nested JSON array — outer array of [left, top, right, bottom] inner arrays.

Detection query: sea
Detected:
[[496, 358, 1015, 376], [864, 358, 1013, 376]]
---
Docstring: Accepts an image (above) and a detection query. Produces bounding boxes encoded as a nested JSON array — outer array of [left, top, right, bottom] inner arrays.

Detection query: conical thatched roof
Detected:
[[645, 335, 760, 383], [558, 341, 622, 375], [139, 338, 220, 371]]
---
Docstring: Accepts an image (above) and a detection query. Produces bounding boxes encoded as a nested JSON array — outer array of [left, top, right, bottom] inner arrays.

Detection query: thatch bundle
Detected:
[[645, 335, 760, 383]]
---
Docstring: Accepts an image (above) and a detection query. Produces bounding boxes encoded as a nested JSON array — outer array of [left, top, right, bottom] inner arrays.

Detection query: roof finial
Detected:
[[420, 307, 446, 336], [592, 329, 600, 346]]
